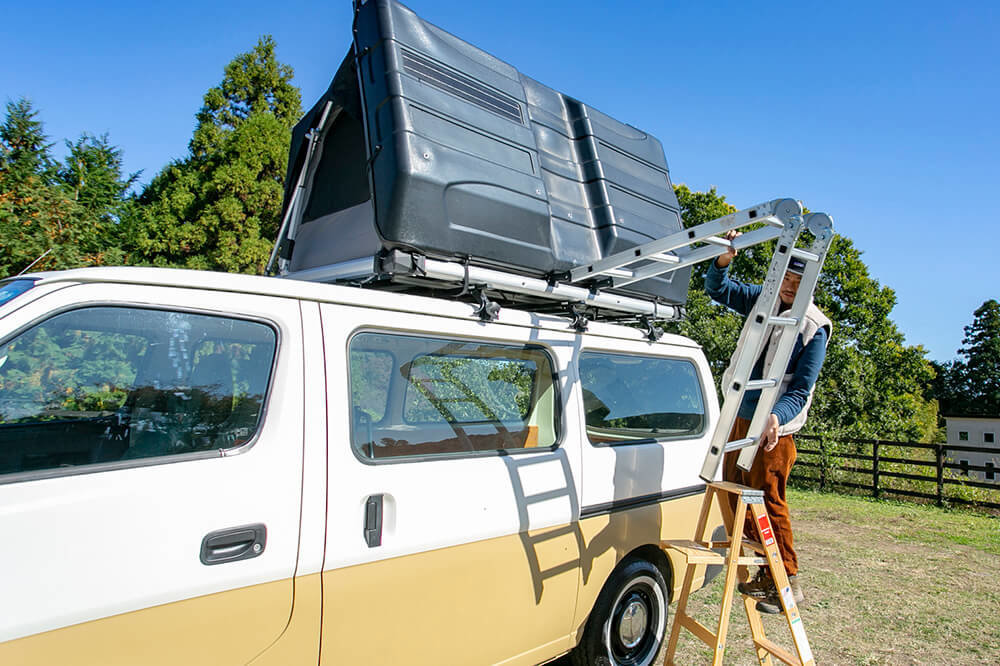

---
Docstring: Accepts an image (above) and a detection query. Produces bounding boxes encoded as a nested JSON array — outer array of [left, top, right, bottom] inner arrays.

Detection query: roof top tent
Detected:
[[271, 0, 691, 313]]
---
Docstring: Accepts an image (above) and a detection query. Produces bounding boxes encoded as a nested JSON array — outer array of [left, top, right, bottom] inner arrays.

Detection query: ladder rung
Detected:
[[723, 437, 756, 452], [661, 539, 725, 564], [647, 252, 680, 264], [703, 236, 733, 247], [769, 316, 799, 326], [790, 248, 820, 262], [753, 637, 804, 666], [746, 379, 777, 390], [604, 268, 634, 278]]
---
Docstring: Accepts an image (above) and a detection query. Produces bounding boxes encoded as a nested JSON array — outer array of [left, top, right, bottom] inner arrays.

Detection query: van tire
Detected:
[[571, 557, 668, 666]]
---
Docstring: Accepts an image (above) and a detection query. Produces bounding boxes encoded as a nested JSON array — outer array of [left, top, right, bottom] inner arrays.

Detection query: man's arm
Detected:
[[705, 261, 762, 316], [704, 229, 762, 315], [761, 327, 829, 450]]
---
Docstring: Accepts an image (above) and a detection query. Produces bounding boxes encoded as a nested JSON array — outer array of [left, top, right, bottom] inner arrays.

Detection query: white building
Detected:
[[944, 416, 1000, 483]]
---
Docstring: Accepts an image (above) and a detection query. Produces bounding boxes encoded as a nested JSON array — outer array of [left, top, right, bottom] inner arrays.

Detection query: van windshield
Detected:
[[0, 279, 37, 308]]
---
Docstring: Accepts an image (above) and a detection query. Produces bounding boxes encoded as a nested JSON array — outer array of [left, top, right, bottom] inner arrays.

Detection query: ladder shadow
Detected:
[[502, 450, 588, 605]]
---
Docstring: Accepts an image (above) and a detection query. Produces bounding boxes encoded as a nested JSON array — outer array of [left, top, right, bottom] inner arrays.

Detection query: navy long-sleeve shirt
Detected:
[[705, 261, 828, 425]]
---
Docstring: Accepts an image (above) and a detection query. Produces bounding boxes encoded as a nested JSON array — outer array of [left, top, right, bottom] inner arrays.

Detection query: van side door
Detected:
[[318, 303, 582, 665]]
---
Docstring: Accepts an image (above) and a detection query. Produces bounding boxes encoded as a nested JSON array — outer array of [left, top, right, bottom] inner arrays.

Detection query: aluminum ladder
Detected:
[[566, 198, 833, 476]]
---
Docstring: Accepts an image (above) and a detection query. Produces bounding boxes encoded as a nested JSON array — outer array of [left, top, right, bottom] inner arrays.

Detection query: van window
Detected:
[[349, 332, 558, 460], [0, 306, 276, 479], [580, 351, 705, 446], [0, 279, 36, 308]]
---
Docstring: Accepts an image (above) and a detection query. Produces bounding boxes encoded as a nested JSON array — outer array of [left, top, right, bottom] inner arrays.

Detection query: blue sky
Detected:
[[3, 0, 997, 362]]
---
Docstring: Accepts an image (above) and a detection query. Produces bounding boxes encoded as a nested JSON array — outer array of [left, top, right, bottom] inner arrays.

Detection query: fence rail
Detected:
[[790, 435, 1000, 511]]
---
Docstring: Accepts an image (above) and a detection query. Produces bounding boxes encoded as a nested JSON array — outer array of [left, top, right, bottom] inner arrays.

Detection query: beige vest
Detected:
[[722, 300, 832, 435]]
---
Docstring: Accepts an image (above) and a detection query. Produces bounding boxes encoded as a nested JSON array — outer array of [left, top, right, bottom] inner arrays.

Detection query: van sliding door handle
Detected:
[[364, 495, 383, 548], [200, 524, 267, 565]]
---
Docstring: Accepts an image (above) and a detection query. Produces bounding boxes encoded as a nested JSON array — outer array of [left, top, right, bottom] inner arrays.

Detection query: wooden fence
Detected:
[[790, 435, 1000, 511]]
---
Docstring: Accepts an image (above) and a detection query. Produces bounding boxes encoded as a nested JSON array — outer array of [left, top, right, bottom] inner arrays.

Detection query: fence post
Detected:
[[935, 443, 944, 507], [872, 440, 881, 499], [819, 438, 826, 491]]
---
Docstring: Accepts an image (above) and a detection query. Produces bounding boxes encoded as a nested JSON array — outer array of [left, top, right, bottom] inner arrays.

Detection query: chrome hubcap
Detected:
[[618, 599, 648, 648]]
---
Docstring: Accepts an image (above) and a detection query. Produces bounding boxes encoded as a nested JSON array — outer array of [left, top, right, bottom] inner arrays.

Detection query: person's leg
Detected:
[[743, 431, 804, 612], [744, 431, 798, 576]]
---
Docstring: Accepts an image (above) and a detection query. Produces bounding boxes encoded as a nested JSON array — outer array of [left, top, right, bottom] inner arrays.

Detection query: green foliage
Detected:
[[59, 133, 139, 225], [667, 185, 937, 442], [0, 98, 56, 186], [124, 36, 302, 274], [933, 299, 1000, 417], [0, 99, 134, 276]]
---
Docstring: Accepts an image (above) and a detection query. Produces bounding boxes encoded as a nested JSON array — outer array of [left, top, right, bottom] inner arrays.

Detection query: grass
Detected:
[[659, 488, 1000, 665]]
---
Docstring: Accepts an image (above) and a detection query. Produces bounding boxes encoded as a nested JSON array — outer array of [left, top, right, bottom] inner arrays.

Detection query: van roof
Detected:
[[21, 266, 701, 349]]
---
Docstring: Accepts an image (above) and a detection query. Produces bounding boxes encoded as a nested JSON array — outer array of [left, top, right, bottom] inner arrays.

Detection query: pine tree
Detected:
[[0, 99, 71, 276], [59, 133, 139, 222], [945, 300, 1000, 417], [0, 99, 55, 186], [125, 36, 302, 273], [0, 100, 134, 276]]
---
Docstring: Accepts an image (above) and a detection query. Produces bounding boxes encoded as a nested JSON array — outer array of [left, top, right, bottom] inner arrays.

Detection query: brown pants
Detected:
[[723, 417, 798, 576]]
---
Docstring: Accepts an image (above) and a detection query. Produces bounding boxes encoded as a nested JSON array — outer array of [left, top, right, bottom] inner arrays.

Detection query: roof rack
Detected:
[[281, 198, 824, 327]]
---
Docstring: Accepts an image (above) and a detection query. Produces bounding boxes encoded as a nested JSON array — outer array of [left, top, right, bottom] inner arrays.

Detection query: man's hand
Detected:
[[762, 413, 780, 452], [715, 230, 741, 268]]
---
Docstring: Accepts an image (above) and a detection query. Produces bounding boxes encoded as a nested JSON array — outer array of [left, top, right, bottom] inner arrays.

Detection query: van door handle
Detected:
[[364, 495, 383, 548], [200, 524, 267, 565]]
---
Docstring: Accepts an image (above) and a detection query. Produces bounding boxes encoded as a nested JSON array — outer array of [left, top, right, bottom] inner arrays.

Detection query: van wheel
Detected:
[[572, 557, 668, 666]]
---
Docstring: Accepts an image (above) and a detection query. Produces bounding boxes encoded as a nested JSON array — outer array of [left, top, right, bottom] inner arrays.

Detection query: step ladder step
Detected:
[[662, 539, 771, 566], [708, 481, 765, 498], [661, 539, 726, 564]]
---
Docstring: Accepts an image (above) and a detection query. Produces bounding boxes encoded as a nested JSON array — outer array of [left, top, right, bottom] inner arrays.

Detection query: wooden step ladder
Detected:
[[662, 481, 815, 665]]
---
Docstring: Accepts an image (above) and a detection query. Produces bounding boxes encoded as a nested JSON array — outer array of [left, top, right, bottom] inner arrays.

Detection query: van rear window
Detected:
[[349, 333, 559, 461], [580, 351, 705, 446]]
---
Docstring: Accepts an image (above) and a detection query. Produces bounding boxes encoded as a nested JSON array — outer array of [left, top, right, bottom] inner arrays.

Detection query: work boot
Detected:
[[737, 568, 774, 599], [755, 575, 805, 614]]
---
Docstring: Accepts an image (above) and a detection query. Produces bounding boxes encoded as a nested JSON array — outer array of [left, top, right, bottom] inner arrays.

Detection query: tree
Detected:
[[0, 99, 73, 276], [666, 185, 937, 442], [59, 133, 139, 224], [0, 100, 136, 276], [934, 300, 1000, 417], [0, 98, 55, 187], [125, 36, 302, 274]]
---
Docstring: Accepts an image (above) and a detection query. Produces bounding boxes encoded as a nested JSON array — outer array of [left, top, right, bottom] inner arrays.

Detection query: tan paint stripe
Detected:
[[0, 577, 298, 665]]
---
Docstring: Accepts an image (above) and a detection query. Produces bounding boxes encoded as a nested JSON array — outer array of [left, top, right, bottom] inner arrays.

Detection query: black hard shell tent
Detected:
[[273, 0, 691, 306]]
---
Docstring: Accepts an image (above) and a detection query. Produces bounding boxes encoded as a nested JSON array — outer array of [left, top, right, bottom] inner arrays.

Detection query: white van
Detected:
[[0, 267, 723, 665]]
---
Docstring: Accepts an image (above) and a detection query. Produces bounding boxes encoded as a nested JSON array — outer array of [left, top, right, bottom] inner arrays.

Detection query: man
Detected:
[[705, 230, 831, 613]]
